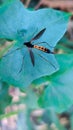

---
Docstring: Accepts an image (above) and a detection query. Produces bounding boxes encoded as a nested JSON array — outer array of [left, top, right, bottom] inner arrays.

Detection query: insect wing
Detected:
[[32, 28, 46, 41], [28, 48, 35, 66]]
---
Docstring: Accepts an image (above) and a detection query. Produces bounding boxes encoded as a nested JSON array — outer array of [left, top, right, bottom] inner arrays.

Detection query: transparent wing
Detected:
[[32, 28, 46, 41], [28, 48, 35, 66]]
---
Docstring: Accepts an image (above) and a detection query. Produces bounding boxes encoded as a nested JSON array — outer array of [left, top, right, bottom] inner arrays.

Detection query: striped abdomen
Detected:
[[33, 45, 53, 54]]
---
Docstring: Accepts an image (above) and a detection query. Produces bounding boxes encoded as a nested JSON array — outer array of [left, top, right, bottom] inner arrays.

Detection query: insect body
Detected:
[[34, 45, 53, 53], [4, 28, 55, 72], [24, 28, 53, 66], [24, 42, 52, 54]]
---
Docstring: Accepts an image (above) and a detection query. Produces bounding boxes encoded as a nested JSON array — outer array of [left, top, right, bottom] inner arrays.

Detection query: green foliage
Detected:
[[33, 54, 73, 113], [0, 81, 12, 114], [56, 36, 73, 53], [0, 0, 9, 5], [16, 108, 66, 130], [42, 108, 66, 130]]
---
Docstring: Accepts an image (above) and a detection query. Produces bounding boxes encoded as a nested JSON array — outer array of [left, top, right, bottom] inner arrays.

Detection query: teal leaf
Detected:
[[42, 108, 66, 130], [0, 0, 71, 46], [0, 43, 58, 89], [56, 36, 73, 53], [0, 0, 9, 5], [0, 0, 29, 40], [70, 113, 73, 130], [0, 81, 12, 114], [0, 0, 71, 47], [0, 0, 71, 88], [33, 54, 73, 113], [22, 87, 39, 109]]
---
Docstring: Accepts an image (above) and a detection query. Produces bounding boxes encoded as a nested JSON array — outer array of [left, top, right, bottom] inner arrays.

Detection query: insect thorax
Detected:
[[24, 42, 33, 48]]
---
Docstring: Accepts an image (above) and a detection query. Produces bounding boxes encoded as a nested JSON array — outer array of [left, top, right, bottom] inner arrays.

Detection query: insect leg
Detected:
[[35, 42, 54, 49], [35, 51, 56, 70], [19, 53, 26, 73], [3, 48, 21, 57]]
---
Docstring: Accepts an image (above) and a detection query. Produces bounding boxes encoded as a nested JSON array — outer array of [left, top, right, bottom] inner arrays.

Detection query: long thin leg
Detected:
[[3, 47, 21, 57], [19, 53, 26, 73], [35, 51, 56, 70], [35, 42, 54, 49]]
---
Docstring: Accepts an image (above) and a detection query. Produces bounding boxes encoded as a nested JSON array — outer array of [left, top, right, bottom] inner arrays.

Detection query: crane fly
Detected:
[[24, 28, 54, 66], [3, 28, 56, 73]]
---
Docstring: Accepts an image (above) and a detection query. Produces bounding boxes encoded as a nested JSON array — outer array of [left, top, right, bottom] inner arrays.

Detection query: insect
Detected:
[[3, 28, 56, 72], [24, 28, 54, 66]]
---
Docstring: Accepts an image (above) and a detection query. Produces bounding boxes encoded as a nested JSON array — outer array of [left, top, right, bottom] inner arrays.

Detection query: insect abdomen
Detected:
[[33, 45, 52, 53]]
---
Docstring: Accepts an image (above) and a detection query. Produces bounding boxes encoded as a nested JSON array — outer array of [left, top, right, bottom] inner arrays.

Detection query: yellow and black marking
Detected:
[[33, 45, 51, 53]]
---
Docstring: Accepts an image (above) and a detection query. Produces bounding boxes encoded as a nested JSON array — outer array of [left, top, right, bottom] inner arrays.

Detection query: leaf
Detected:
[[56, 36, 73, 53], [22, 87, 39, 109], [42, 108, 66, 130], [0, 81, 12, 114], [70, 113, 73, 130], [33, 54, 73, 113], [0, 0, 3, 5], [59, 36, 73, 46], [0, 0, 29, 41], [0, 0, 71, 89], [0, 43, 58, 89], [0, 0, 71, 48]]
